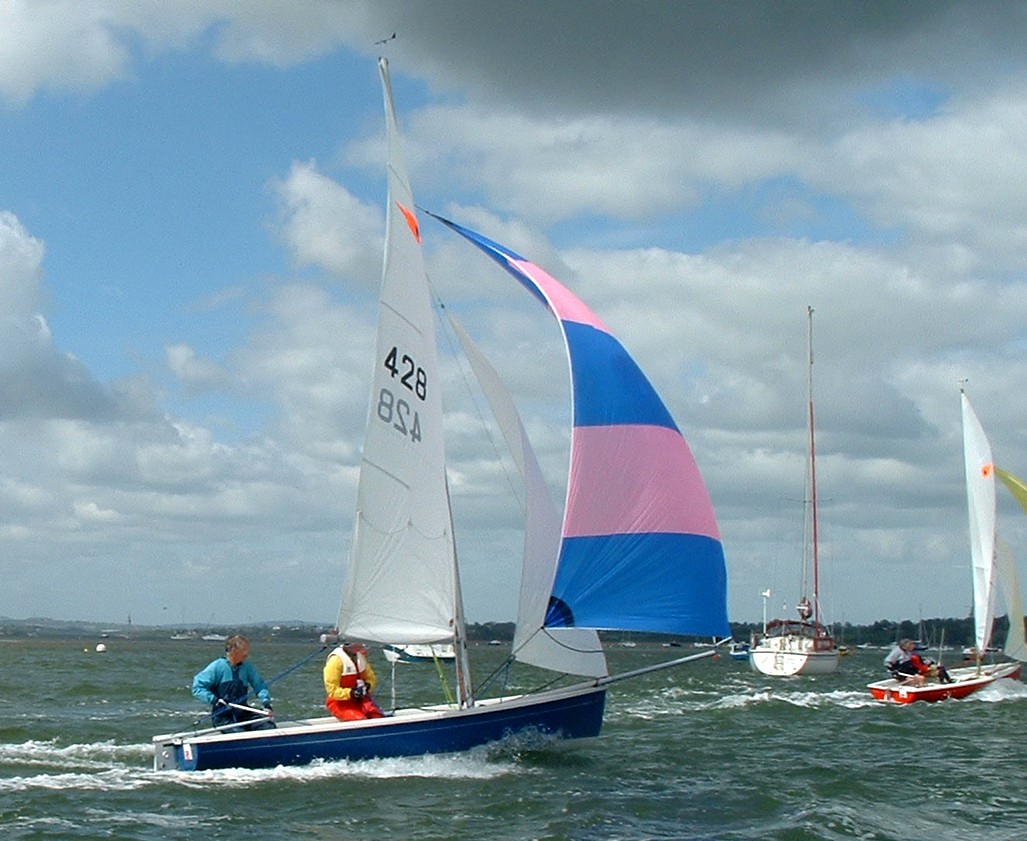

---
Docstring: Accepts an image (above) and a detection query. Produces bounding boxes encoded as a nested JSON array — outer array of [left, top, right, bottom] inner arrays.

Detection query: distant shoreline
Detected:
[[2, 614, 1016, 650]]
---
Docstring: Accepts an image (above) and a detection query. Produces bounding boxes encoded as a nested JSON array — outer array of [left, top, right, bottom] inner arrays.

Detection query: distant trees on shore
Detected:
[[4, 615, 1022, 649]]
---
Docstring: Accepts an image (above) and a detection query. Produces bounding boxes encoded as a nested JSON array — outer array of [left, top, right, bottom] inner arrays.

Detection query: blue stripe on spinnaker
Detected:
[[564, 321, 678, 430], [545, 532, 730, 637]]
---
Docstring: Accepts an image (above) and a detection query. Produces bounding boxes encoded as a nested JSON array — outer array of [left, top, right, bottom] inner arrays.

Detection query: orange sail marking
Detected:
[[396, 201, 421, 243]]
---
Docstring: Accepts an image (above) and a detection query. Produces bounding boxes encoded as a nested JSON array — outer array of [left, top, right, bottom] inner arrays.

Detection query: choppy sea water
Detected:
[[2, 638, 1026, 840]]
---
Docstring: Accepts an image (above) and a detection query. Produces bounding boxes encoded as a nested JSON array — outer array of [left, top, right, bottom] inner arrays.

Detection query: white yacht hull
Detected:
[[749, 634, 838, 676]]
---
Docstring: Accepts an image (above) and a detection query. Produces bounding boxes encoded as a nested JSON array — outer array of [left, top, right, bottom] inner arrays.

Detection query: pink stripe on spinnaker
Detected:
[[510, 259, 610, 332], [563, 425, 720, 540]]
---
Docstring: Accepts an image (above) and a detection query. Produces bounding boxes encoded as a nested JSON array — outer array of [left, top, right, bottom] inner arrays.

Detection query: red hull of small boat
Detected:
[[867, 662, 1021, 704]]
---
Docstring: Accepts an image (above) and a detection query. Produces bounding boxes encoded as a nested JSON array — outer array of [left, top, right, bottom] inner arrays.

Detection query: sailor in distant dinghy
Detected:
[[884, 639, 952, 685], [324, 641, 384, 720]]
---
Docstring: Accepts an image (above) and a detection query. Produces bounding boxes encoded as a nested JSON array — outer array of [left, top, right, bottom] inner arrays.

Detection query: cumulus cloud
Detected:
[[4, 2, 1027, 626], [272, 161, 383, 284], [165, 343, 230, 392], [0, 212, 122, 421], [0, 1, 378, 104]]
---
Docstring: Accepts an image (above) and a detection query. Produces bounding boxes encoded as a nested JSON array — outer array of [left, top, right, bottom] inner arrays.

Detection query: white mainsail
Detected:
[[448, 315, 608, 678], [336, 59, 465, 647], [961, 391, 998, 655]]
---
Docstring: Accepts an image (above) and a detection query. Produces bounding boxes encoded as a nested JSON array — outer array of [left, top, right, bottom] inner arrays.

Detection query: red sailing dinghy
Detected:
[[868, 390, 1027, 704]]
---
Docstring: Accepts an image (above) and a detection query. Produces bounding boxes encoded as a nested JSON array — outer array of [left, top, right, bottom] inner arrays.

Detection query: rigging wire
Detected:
[[427, 281, 529, 518]]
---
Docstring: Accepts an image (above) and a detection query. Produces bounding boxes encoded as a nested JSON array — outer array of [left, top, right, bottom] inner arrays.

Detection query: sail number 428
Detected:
[[384, 347, 427, 400], [377, 346, 426, 442]]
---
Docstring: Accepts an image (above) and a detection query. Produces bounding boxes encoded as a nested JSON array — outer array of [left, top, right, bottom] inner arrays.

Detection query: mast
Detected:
[[447, 484, 475, 707], [807, 305, 821, 631]]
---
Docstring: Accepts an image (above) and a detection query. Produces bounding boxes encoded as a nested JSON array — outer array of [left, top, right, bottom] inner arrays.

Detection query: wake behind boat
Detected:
[[153, 58, 729, 772], [868, 390, 1027, 704], [749, 308, 838, 677]]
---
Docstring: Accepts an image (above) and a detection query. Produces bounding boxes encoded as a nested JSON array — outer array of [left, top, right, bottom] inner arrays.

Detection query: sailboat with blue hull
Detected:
[[153, 58, 728, 772]]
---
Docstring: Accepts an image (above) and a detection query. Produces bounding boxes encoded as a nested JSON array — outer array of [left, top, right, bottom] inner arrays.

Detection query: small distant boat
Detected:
[[749, 308, 838, 677], [382, 643, 456, 664], [868, 390, 1026, 703], [728, 641, 750, 661], [869, 661, 1021, 704]]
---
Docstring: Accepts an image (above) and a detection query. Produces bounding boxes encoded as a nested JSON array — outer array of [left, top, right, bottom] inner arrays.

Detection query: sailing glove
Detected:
[[351, 684, 366, 700]]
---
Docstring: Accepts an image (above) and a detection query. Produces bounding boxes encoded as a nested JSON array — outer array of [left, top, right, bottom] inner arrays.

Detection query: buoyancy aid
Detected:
[[212, 666, 248, 701], [211, 664, 249, 723], [329, 646, 369, 689], [324, 646, 383, 720]]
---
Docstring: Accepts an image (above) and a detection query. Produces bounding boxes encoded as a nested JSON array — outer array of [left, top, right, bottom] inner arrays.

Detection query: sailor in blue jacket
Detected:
[[192, 634, 275, 729]]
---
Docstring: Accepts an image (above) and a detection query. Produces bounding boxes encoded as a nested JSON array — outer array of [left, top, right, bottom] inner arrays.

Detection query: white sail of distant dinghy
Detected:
[[749, 307, 838, 677], [868, 390, 1023, 703], [995, 539, 1027, 662], [995, 466, 1027, 662], [964, 390, 998, 660], [154, 57, 727, 771]]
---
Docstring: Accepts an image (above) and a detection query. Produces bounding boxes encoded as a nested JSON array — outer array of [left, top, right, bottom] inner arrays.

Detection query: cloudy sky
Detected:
[[2, 1, 1026, 630]]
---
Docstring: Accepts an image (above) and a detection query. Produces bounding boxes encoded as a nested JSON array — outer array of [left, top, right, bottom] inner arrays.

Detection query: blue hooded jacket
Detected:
[[192, 656, 272, 708]]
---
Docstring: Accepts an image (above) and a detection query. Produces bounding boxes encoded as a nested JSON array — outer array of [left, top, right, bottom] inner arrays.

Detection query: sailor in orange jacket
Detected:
[[324, 641, 384, 720]]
